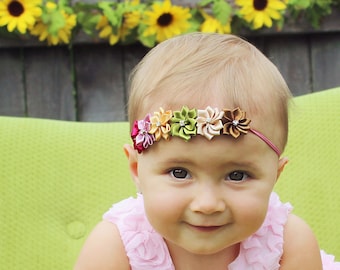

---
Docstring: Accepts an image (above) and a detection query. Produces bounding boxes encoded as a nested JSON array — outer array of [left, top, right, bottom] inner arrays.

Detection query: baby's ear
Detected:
[[277, 157, 289, 180], [123, 144, 141, 189]]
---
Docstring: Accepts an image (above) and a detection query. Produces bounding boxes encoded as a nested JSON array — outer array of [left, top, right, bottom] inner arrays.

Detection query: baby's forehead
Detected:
[[144, 134, 274, 167]]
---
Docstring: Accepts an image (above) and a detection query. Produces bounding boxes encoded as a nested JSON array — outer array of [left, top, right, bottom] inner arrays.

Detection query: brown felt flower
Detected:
[[222, 107, 251, 138]]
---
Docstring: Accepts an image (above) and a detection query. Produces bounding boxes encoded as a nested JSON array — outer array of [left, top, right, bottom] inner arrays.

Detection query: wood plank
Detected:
[[246, 36, 265, 51], [262, 35, 312, 96], [310, 34, 340, 91], [74, 44, 126, 121], [0, 48, 26, 116], [122, 44, 149, 103], [24, 47, 76, 120]]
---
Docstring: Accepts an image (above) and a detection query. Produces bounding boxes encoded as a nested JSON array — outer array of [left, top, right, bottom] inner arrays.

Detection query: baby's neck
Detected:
[[166, 241, 240, 270]]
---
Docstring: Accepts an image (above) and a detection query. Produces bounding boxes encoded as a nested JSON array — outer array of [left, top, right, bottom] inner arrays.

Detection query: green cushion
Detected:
[[0, 119, 135, 269], [275, 87, 340, 259], [0, 87, 339, 268]]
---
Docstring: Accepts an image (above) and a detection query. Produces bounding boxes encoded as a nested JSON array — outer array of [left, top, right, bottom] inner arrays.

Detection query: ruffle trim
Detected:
[[103, 194, 174, 270], [229, 192, 292, 270], [321, 250, 340, 269], [103, 192, 340, 270]]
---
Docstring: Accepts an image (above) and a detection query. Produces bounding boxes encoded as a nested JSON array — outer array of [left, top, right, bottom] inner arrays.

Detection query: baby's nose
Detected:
[[189, 183, 226, 215]]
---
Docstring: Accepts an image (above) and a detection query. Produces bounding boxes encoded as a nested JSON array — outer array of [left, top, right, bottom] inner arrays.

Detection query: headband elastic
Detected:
[[131, 106, 281, 156]]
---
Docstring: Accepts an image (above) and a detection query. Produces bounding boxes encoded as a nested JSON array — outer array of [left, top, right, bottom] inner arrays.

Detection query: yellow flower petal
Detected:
[[109, 34, 119, 45], [0, 0, 42, 33], [236, 0, 286, 29], [142, 0, 192, 42]]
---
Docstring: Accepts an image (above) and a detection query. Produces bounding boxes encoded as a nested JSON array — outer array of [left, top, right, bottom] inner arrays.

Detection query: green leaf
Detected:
[[57, 0, 70, 8], [198, 0, 215, 7], [289, 0, 311, 9], [189, 9, 204, 31], [98, 2, 119, 26], [49, 17, 66, 36], [77, 11, 101, 35], [137, 24, 156, 48], [138, 34, 156, 48], [42, 10, 66, 36], [213, 0, 232, 25]]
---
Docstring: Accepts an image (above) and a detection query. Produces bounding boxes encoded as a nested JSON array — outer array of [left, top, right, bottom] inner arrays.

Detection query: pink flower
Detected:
[[131, 114, 155, 153]]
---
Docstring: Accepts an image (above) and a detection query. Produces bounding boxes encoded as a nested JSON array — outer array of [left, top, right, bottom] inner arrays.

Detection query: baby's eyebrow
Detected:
[[201, 159, 262, 173], [158, 157, 260, 171], [224, 160, 260, 169], [158, 157, 195, 166]]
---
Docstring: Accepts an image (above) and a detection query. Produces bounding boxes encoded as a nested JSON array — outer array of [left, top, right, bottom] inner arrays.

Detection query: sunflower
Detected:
[[0, 0, 42, 34], [200, 11, 231, 34], [142, 0, 192, 43], [29, 2, 76, 46], [236, 0, 286, 29], [96, 11, 141, 45], [96, 15, 119, 45]]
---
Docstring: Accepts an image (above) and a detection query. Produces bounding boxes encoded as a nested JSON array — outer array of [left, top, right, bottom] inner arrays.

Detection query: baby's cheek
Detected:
[[239, 197, 269, 227], [144, 193, 184, 227]]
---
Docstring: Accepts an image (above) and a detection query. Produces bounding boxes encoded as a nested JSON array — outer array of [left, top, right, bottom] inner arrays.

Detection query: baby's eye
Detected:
[[227, 171, 249, 182], [170, 168, 191, 179]]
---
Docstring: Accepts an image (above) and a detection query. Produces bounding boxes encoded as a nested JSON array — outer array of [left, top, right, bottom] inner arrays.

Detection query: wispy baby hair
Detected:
[[127, 33, 292, 152]]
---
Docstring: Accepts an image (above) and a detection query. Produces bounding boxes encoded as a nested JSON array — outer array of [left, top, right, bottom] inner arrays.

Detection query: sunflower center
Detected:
[[157, 13, 173, 27], [253, 0, 268, 10], [8, 1, 24, 17]]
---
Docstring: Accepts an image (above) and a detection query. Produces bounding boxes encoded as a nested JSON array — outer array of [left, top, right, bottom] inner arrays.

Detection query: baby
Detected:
[[75, 33, 339, 269]]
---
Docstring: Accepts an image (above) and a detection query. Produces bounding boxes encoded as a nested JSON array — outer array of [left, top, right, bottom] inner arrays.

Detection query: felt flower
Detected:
[[222, 107, 251, 138], [149, 108, 172, 141], [197, 106, 224, 140], [131, 114, 155, 153], [170, 106, 197, 141]]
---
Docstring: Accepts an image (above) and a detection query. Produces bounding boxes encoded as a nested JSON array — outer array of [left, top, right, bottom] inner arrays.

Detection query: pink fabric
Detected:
[[103, 194, 174, 270], [321, 251, 340, 269], [103, 192, 339, 269]]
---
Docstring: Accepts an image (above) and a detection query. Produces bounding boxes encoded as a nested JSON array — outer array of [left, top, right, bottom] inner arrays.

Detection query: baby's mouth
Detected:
[[187, 223, 224, 232]]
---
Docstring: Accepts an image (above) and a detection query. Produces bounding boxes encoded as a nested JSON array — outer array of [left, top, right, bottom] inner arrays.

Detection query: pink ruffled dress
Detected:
[[103, 192, 340, 269]]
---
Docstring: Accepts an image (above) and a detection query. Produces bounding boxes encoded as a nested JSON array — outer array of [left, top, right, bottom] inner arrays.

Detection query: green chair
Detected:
[[275, 86, 340, 259], [0, 119, 135, 269], [0, 87, 339, 269]]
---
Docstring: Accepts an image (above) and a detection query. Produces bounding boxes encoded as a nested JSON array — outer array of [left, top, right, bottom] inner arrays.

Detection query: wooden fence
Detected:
[[0, 12, 339, 121]]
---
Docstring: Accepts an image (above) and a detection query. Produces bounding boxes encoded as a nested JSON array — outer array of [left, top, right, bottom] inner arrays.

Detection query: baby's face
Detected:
[[134, 130, 283, 255]]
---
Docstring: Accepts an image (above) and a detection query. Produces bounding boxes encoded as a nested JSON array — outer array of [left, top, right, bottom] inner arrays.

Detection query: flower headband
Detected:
[[131, 106, 281, 156]]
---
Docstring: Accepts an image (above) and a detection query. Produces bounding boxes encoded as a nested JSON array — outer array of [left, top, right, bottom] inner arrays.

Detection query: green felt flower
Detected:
[[170, 106, 197, 141]]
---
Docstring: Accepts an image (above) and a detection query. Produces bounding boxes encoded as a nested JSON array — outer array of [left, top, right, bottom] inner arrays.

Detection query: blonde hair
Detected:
[[127, 33, 292, 151]]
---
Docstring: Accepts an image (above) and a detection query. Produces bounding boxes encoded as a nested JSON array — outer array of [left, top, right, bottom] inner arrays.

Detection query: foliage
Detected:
[[0, 0, 338, 47]]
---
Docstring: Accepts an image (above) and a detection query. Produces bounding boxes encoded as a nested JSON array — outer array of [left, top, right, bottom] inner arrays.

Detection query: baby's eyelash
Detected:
[[168, 168, 192, 180], [226, 171, 250, 182]]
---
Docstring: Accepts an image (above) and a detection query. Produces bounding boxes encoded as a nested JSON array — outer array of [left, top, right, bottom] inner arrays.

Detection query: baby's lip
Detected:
[[186, 223, 225, 232]]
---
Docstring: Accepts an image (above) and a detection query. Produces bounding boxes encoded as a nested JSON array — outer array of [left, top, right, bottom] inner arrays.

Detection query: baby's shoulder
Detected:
[[74, 221, 130, 270], [280, 214, 322, 269]]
